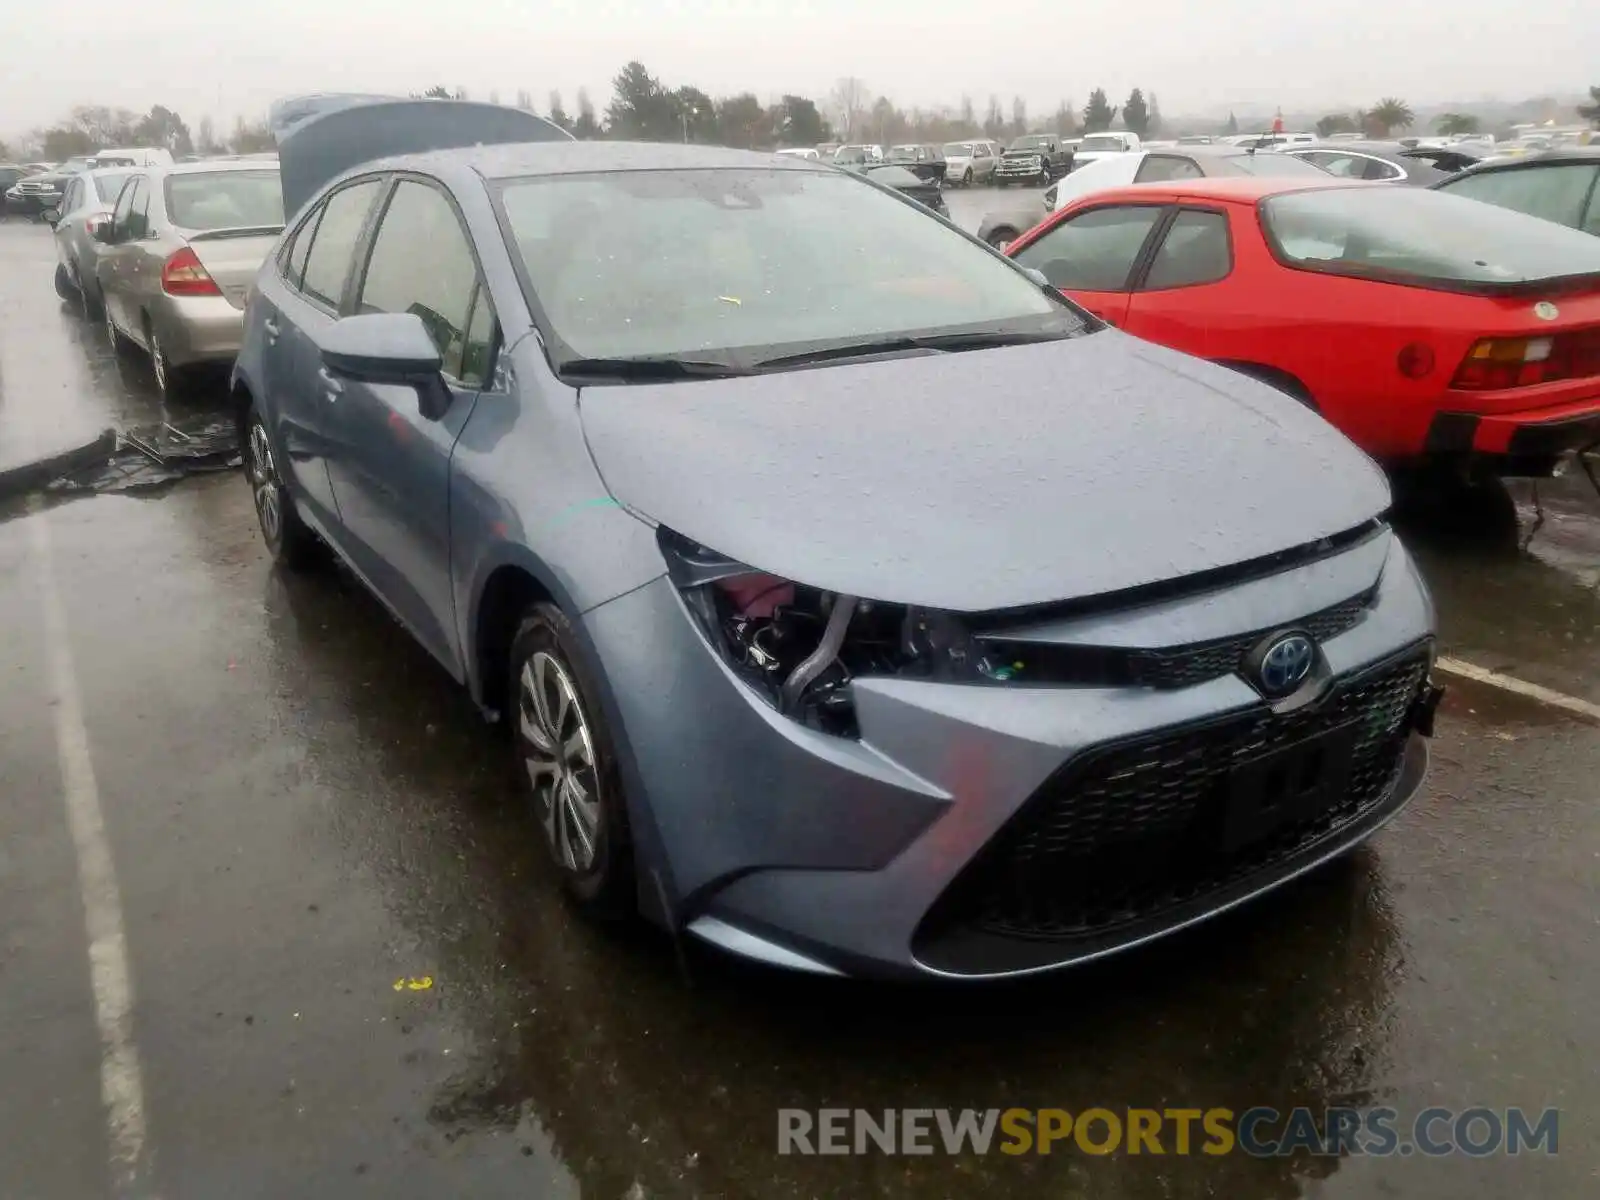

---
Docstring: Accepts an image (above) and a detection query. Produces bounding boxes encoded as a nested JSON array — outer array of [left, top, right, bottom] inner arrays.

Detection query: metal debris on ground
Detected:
[[47, 413, 240, 495]]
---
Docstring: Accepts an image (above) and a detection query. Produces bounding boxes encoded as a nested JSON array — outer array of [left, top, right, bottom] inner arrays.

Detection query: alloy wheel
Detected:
[[519, 650, 601, 873], [247, 420, 282, 546], [150, 334, 168, 394]]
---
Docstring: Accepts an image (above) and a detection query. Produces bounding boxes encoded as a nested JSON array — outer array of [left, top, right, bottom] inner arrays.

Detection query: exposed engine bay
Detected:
[[662, 530, 1021, 737]]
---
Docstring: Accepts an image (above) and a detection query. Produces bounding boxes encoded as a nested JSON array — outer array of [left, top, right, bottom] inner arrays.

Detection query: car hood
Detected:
[[578, 335, 1390, 612]]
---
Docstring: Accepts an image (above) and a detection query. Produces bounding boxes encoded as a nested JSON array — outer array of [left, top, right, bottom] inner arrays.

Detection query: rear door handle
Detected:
[[317, 367, 342, 403]]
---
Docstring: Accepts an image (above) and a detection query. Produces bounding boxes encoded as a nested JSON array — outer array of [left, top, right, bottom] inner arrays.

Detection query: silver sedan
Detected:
[[95, 160, 283, 398]]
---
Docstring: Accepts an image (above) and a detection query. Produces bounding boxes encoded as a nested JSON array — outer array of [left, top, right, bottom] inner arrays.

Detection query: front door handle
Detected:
[[317, 367, 343, 403], [263, 317, 279, 344]]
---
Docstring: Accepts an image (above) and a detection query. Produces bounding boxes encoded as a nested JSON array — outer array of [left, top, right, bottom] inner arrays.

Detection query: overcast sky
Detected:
[[4, 0, 1595, 138]]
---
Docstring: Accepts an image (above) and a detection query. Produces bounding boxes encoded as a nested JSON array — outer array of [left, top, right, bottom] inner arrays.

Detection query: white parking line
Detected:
[[26, 498, 151, 1192], [1436, 656, 1600, 724]]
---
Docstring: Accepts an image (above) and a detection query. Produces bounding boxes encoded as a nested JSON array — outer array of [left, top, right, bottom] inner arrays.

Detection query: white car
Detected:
[[775, 147, 821, 161], [1069, 131, 1143, 173]]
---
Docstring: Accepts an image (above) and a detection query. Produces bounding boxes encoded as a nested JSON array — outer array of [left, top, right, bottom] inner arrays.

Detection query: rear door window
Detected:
[[356, 179, 491, 385], [1141, 209, 1232, 289], [1012, 205, 1167, 291], [299, 178, 383, 309], [1438, 163, 1600, 230]]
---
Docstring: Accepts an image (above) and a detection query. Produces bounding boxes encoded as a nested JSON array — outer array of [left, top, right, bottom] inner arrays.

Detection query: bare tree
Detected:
[[515, 89, 534, 111], [831, 76, 870, 141]]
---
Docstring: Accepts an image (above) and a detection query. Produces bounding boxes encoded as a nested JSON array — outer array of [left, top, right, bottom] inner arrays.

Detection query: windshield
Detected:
[[1261, 186, 1600, 288], [497, 168, 1080, 364], [1079, 136, 1127, 153], [1010, 137, 1051, 151], [1230, 154, 1332, 178], [91, 171, 134, 202], [863, 164, 925, 188], [59, 157, 96, 173], [944, 143, 975, 157], [888, 146, 923, 160], [833, 146, 870, 163], [164, 170, 285, 231]]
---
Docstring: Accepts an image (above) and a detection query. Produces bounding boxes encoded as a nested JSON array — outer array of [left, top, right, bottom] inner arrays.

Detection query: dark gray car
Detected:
[[234, 99, 1440, 980], [1432, 148, 1600, 235]]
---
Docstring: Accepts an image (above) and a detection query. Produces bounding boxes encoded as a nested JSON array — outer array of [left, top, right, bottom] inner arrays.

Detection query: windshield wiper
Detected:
[[753, 328, 1073, 371], [556, 355, 752, 382]]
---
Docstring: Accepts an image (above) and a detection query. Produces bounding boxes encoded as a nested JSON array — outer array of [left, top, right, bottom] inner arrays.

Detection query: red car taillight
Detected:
[[84, 212, 110, 238], [160, 246, 221, 297], [1452, 329, 1600, 390]]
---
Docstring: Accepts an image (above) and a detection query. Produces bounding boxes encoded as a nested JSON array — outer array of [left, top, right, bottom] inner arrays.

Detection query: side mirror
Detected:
[[39, 206, 60, 227], [313, 311, 452, 420]]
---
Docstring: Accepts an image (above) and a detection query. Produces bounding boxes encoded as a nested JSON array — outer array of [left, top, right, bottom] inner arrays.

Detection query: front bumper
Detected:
[[149, 293, 246, 367], [995, 159, 1048, 181], [584, 530, 1436, 979]]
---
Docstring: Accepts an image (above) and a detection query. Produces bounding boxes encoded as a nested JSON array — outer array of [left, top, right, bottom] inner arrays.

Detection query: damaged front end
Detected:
[[660, 528, 1015, 738]]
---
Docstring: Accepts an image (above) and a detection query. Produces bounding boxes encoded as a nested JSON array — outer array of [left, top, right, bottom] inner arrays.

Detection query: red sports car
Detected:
[[1005, 177, 1600, 473]]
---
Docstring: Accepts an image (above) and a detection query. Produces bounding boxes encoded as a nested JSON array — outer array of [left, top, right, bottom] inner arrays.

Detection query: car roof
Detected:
[[366, 139, 828, 181], [1086, 177, 1358, 204]]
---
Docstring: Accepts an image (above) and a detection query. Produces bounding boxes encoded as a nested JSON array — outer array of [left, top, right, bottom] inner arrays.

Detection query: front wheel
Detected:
[[244, 405, 321, 569], [511, 603, 635, 917], [962, 167, 973, 187], [986, 227, 1018, 251]]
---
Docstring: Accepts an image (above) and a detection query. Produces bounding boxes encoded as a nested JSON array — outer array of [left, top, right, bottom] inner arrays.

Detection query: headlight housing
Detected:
[[659, 528, 1016, 738]]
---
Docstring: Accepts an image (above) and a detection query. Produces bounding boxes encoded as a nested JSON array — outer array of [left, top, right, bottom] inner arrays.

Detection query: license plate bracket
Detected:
[[1221, 721, 1361, 852]]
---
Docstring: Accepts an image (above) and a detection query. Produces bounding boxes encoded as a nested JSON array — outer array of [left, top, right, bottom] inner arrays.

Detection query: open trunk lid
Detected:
[[271, 94, 572, 219]]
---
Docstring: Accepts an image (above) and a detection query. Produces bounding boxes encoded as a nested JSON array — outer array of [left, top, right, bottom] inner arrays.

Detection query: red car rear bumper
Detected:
[[1423, 395, 1600, 461]]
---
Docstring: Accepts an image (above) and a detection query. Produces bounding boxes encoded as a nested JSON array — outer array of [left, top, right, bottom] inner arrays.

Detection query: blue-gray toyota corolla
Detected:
[[234, 97, 1442, 980]]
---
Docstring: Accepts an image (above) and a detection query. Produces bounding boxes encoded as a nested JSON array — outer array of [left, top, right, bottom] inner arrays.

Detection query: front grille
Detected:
[[917, 648, 1429, 956], [1126, 591, 1371, 689], [997, 158, 1041, 173], [982, 589, 1373, 691]]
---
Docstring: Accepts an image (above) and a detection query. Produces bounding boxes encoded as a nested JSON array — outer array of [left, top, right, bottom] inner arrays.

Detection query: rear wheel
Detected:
[[147, 322, 189, 402], [54, 262, 73, 300], [244, 404, 321, 570], [986, 226, 1018, 251], [511, 603, 634, 918]]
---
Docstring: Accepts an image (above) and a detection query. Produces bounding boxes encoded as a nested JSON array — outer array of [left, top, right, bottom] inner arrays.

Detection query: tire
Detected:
[[103, 301, 130, 354], [79, 273, 103, 319], [54, 262, 74, 300], [962, 167, 973, 187], [244, 404, 322, 570], [510, 602, 634, 918], [986, 227, 1018, 251], [147, 322, 188, 402]]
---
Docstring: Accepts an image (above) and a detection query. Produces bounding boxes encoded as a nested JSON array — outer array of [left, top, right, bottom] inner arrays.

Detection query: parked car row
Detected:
[[4, 147, 174, 215], [41, 153, 285, 399]]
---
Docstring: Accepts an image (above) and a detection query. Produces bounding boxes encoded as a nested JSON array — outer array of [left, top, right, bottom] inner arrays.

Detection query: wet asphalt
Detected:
[[1, 212, 1598, 1199]]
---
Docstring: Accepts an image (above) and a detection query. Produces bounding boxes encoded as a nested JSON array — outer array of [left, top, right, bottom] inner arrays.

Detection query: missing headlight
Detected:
[[660, 528, 1016, 737]]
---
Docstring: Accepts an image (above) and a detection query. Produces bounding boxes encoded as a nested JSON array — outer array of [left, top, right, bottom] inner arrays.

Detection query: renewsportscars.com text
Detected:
[[777, 1106, 1559, 1158]]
